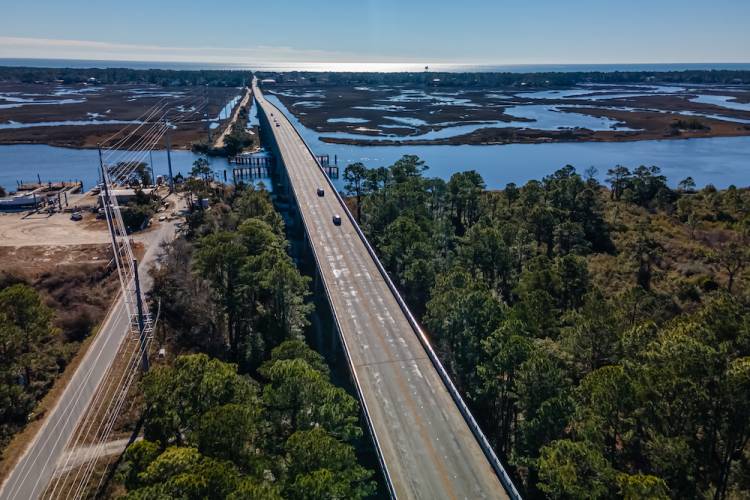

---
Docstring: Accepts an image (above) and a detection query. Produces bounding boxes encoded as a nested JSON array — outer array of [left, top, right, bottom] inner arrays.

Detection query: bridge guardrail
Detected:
[[255, 98, 399, 500], [259, 91, 522, 500]]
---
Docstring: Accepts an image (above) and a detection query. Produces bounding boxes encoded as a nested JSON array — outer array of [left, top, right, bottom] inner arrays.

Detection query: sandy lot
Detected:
[[0, 211, 110, 247], [0, 207, 172, 248]]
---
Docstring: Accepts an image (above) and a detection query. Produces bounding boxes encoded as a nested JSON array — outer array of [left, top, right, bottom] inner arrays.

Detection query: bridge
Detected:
[[253, 79, 520, 499]]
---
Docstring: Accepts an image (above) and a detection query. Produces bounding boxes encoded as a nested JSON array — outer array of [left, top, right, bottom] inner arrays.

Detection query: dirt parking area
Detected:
[[0, 207, 175, 248], [0, 211, 110, 246]]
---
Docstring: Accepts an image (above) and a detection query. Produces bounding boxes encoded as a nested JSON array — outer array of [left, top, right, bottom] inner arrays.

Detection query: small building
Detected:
[[103, 188, 156, 205], [260, 78, 277, 85]]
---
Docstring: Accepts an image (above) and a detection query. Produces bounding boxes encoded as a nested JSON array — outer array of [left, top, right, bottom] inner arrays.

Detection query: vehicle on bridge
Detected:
[[317, 187, 325, 197], [253, 79, 519, 499]]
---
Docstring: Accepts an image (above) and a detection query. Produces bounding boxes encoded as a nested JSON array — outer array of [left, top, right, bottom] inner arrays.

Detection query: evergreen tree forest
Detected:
[[344, 155, 750, 499], [116, 180, 376, 499]]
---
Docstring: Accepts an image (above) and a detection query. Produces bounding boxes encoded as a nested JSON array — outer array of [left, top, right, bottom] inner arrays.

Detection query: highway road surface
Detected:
[[254, 81, 513, 499], [0, 199, 183, 500]]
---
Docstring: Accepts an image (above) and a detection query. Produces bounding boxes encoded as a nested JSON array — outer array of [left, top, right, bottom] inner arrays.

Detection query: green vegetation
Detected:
[[257, 69, 750, 88], [345, 155, 750, 499], [191, 104, 257, 157], [671, 118, 710, 132], [0, 261, 117, 456], [103, 161, 160, 232], [0, 66, 250, 86], [2, 66, 748, 88], [121, 189, 160, 233], [124, 161, 153, 187], [152, 183, 305, 370], [0, 284, 59, 450], [120, 350, 373, 499], [117, 183, 375, 498], [223, 105, 256, 157]]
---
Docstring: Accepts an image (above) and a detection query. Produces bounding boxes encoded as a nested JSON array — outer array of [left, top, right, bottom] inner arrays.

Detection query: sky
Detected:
[[0, 0, 748, 65]]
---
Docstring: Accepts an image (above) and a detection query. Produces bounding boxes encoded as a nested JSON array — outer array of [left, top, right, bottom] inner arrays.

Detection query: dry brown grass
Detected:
[[40, 454, 118, 500], [40, 334, 153, 498], [0, 245, 120, 481], [589, 194, 748, 308]]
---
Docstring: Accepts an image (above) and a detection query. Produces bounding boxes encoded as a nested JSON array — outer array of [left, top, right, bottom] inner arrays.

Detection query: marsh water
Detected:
[[1, 91, 748, 193], [261, 94, 750, 189]]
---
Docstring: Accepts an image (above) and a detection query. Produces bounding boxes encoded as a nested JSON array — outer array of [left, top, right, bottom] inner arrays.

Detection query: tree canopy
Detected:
[[349, 155, 750, 499]]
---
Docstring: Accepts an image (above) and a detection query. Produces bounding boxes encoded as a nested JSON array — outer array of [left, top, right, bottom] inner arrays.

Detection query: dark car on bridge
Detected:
[[317, 187, 324, 197], [332, 214, 342, 226]]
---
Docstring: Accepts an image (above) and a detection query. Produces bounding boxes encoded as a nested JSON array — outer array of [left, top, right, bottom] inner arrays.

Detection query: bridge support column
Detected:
[[309, 304, 325, 354], [330, 321, 340, 356], [313, 266, 321, 294]]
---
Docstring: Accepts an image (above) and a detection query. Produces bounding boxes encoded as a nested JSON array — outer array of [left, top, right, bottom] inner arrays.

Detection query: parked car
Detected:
[[317, 187, 325, 197], [70, 212, 82, 221], [332, 214, 342, 226]]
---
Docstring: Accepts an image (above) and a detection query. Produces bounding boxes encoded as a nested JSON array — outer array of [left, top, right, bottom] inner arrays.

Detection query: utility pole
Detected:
[[132, 259, 150, 372], [98, 144, 119, 248], [205, 85, 211, 142], [149, 150, 155, 187], [164, 120, 174, 193]]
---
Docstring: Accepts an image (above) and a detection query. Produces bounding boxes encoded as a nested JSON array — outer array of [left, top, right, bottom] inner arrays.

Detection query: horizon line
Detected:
[[1, 56, 750, 69]]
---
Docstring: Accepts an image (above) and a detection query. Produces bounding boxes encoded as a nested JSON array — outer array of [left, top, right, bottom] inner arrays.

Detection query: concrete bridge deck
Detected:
[[253, 80, 518, 500]]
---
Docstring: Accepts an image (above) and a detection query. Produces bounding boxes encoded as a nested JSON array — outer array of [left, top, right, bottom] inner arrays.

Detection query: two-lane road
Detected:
[[0, 200, 183, 500], [255, 83, 511, 499]]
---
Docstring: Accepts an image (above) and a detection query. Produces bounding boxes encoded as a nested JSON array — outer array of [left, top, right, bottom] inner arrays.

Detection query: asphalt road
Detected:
[[255, 83, 509, 500], [0, 202, 182, 500]]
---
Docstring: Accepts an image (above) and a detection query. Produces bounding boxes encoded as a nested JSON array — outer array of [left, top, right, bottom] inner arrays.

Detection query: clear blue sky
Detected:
[[1, 0, 748, 64]]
